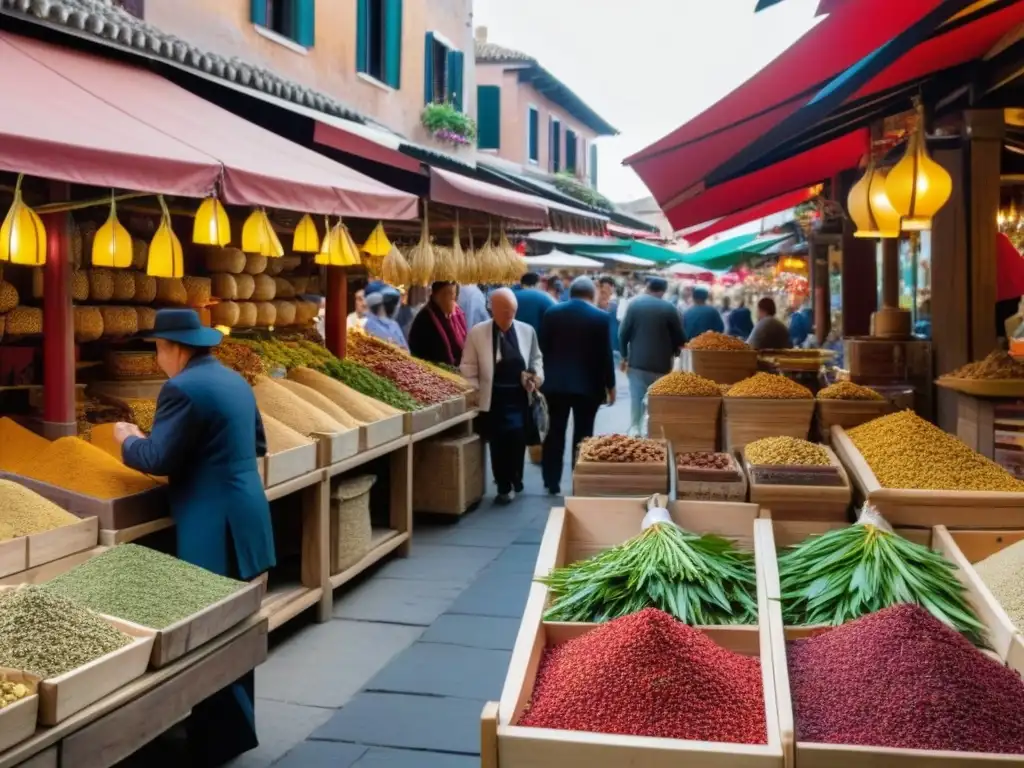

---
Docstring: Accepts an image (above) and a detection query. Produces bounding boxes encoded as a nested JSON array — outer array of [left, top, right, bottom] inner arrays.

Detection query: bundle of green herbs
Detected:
[[778, 506, 986, 645], [538, 500, 757, 625]]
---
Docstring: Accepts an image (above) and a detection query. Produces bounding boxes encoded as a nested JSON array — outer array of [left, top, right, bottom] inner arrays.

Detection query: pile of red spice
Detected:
[[518, 608, 766, 743], [789, 603, 1024, 753]]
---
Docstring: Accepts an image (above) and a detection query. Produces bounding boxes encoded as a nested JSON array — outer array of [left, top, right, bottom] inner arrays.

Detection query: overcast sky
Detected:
[[473, 0, 823, 204]]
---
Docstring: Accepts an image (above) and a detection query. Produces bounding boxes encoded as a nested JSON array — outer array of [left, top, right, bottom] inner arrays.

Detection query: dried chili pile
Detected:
[[347, 331, 463, 405], [789, 604, 1024, 753], [519, 608, 766, 744]]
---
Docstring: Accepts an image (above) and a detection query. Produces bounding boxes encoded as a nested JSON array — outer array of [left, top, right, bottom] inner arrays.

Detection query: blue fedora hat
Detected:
[[146, 309, 223, 347]]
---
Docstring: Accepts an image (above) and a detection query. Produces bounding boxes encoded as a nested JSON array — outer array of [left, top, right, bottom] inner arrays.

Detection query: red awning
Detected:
[[313, 120, 424, 175], [667, 130, 868, 230], [624, 0, 947, 209], [682, 187, 819, 245], [0, 32, 418, 220], [429, 168, 550, 225]]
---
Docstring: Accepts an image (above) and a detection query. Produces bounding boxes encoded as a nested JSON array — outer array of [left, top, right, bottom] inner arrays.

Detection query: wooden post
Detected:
[[325, 267, 348, 359], [300, 477, 331, 623], [966, 109, 1004, 360], [880, 238, 900, 309], [41, 185, 76, 439], [811, 236, 831, 342], [389, 443, 412, 557], [840, 217, 877, 337]]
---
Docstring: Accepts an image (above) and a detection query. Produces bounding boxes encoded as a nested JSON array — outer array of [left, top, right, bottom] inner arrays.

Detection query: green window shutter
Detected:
[[589, 143, 598, 188], [446, 48, 464, 110], [355, 0, 368, 73], [565, 129, 577, 172], [528, 108, 538, 161], [293, 0, 315, 47], [550, 120, 561, 172], [384, 0, 402, 88], [251, 0, 267, 26], [423, 31, 435, 104], [477, 85, 500, 149]]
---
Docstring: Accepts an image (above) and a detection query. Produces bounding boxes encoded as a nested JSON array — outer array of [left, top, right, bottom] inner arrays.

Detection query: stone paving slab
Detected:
[[513, 526, 546, 545], [366, 641, 510, 700], [229, 699, 334, 767], [257, 619, 424, 708], [333, 577, 466, 625], [447, 565, 533, 618], [311, 692, 483, 754], [421, 614, 521, 650], [484, 544, 540, 575], [272, 740, 368, 768], [354, 747, 479, 767], [374, 544, 502, 582], [412, 524, 523, 549]]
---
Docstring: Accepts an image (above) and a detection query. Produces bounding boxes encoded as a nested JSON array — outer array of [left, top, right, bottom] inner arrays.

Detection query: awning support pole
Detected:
[[41, 182, 76, 438], [325, 267, 348, 359]]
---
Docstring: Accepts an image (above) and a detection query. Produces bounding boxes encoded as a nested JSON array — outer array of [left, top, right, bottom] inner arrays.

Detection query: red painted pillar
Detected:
[[41, 205, 75, 438], [325, 267, 348, 359]]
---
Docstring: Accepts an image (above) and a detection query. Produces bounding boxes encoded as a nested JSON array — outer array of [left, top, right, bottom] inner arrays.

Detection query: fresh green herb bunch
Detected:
[[538, 523, 757, 625], [779, 523, 986, 645], [315, 358, 422, 412]]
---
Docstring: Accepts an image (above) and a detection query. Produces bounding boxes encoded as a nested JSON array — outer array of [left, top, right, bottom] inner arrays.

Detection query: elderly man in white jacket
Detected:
[[461, 288, 544, 504]]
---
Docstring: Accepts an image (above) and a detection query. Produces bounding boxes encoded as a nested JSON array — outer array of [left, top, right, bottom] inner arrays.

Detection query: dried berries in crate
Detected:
[[578, 435, 666, 463], [676, 452, 733, 470]]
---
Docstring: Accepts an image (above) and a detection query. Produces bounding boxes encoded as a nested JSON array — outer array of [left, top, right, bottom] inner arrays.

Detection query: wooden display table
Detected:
[[952, 392, 1024, 480], [646, 395, 720, 452], [742, 448, 852, 522]]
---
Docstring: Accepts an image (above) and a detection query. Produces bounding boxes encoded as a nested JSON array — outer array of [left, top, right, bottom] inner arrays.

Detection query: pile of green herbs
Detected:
[[538, 522, 757, 625], [779, 523, 986, 645]]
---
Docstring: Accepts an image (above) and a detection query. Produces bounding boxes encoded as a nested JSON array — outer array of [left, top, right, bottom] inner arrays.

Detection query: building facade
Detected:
[[473, 27, 615, 189], [135, 0, 474, 147]]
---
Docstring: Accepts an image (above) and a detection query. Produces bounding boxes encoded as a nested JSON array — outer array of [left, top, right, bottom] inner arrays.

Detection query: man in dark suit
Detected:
[[539, 277, 615, 494]]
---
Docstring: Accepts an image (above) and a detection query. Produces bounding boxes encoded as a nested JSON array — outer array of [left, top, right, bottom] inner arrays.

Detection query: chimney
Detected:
[[475, 26, 488, 44]]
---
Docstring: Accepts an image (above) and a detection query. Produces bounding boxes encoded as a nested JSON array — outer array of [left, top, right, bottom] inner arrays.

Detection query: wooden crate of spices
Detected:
[[26, 516, 99, 570], [0, 538, 27, 579], [675, 453, 748, 502], [412, 434, 484, 515], [742, 448, 851, 522], [0, 668, 39, 753], [572, 447, 670, 497], [440, 395, 467, 421], [404, 403, 443, 435], [723, 399, 815, 452], [263, 443, 317, 489], [830, 426, 1024, 530], [359, 413, 404, 451], [646, 395, 721, 453], [680, 349, 759, 385], [815, 399, 893, 443], [313, 428, 359, 467], [0, 475, 167, 531]]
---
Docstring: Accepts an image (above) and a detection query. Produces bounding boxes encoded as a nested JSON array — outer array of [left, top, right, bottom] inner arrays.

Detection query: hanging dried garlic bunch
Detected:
[[433, 237, 458, 283], [451, 214, 467, 284], [382, 242, 411, 286], [477, 220, 500, 284], [407, 205, 435, 286], [462, 228, 478, 284], [497, 224, 522, 284]]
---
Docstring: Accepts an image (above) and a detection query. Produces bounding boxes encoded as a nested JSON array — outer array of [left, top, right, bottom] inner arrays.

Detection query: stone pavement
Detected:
[[229, 377, 631, 768]]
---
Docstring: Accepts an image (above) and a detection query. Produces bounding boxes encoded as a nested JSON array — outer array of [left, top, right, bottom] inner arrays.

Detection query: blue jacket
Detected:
[[789, 307, 814, 346], [727, 306, 754, 338], [606, 301, 621, 354], [122, 355, 275, 580], [364, 313, 409, 350], [540, 299, 615, 400], [682, 303, 725, 341], [513, 286, 555, 335]]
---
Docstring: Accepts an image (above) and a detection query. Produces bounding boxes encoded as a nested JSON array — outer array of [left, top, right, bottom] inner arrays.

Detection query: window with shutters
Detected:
[[422, 32, 464, 109], [565, 129, 578, 174], [251, 0, 315, 47], [477, 86, 501, 150], [357, 0, 402, 89], [527, 107, 539, 163], [549, 118, 561, 173], [589, 143, 598, 189]]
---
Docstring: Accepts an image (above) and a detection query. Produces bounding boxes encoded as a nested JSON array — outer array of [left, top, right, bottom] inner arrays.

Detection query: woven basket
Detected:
[[330, 474, 376, 574], [105, 350, 165, 381]]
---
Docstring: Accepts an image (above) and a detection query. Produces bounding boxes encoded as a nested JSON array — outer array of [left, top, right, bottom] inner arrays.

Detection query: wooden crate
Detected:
[[815, 399, 893, 443], [313, 429, 360, 467], [676, 454, 749, 502], [572, 458, 669, 497], [440, 395, 467, 421], [486, 500, 783, 767], [38, 617, 154, 725], [723, 399, 815, 452], [359, 414, 404, 451], [743, 448, 852, 522], [0, 538, 27, 579], [0, 475, 167, 531], [830, 425, 1024, 529], [88, 379, 166, 401], [412, 434, 484, 515], [0, 669, 38, 753], [263, 443, 317, 489], [26, 516, 98, 569], [680, 349, 759, 385], [404, 403, 443, 434], [647, 395, 721, 452]]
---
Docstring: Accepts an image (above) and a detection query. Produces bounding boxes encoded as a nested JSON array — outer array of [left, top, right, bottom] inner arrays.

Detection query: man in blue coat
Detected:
[[115, 309, 274, 766], [539, 277, 615, 494], [512, 272, 555, 335], [681, 286, 725, 342]]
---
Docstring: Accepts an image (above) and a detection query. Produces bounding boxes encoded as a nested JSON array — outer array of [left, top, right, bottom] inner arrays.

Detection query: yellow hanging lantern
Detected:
[[847, 157, 901, 239], [148, 196, 184, 278], [316, 217, 360, 267], [0, 175, 46, 266], [193, 195, 231, 246], [884, 99, 953, 231], [92, 195, 133, 268], [242, 208, 284, 257], [292, 213, 319, 253], [362, 221, 392, 257]]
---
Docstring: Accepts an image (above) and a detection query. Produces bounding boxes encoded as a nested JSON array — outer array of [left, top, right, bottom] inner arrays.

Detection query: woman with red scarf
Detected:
[[408, 282, 468, 366]]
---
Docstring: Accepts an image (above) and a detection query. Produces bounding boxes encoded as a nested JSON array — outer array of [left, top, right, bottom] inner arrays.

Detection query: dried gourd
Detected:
[[73, 306, 104, 342], [156, 278, 187, 305], [211, 273, 237, 300], [407, 207, 435, 286], [236, 301, 257, 327], [204, 246, 245, 274], [272, 300, 297, 326], [7, 307, 43, 336], [235, 273, 255, 300], [290, 276, 309, 294], [88, 269, 115, 301], [243, 254, 268, 276], [382, 243, 410, 286], [100, 307, 138, 337], [280, 255, 301, 272], [0, 282, 18, 313], [70, 218, 84, 269], [295, 300, 319, 325], [183, 276, 212, 307], [137, 306, 156, 332], [260, 412, 312, 453], [251, 274, 276, 301], [132, 273, 157, 303], [264, 258, 286, 277], [79, 220, 97, 269], [255, 301, 277, 327], [111, 270, 136, 302], [39, 269, 92, 302], [274, 278, 296, 299], [251, 376, 344, 436], [211, 301, 240, 328], [276, 379, 362, 429], [131, 238, 148, 270]]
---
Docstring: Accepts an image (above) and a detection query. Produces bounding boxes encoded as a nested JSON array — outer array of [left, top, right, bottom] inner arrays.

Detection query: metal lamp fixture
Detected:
[[884, 99, 953, 231], [0, 175, 46, 266], [192, 195, 231, 246], [847, 157, 901, 239]]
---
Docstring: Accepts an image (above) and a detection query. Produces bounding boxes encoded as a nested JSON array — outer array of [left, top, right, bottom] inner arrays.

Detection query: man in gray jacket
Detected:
[[619, 277, 685, 434]]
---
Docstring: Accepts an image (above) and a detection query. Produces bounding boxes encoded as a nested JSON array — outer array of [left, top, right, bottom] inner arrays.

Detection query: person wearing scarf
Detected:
[[408, 282, 468, 366]]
